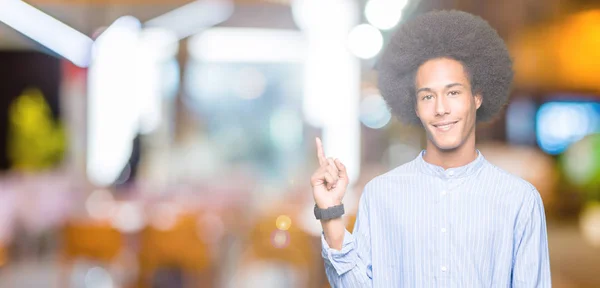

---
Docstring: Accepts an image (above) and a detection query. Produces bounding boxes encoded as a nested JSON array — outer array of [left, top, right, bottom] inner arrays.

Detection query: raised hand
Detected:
[[310, 137, 349, 209]]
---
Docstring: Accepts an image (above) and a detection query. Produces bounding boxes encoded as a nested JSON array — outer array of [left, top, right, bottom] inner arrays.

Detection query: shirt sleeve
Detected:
[[511, 187, 552, 287], [321, 189, 373, 288]]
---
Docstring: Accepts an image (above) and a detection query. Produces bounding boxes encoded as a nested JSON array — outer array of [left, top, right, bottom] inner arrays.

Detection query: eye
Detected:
[[448, 91, 460, 96], [422, 95, 433, 100]]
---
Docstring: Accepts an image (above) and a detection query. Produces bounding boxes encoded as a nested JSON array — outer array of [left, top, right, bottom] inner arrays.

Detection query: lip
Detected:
[[431, 120, 458, 132]]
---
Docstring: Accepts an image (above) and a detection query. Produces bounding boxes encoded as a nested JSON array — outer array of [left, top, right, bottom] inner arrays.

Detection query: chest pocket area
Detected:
[[450, 195, 504, 259]]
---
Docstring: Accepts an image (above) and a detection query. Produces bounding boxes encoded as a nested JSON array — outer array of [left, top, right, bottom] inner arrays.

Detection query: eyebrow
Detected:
[[416, 83, 464, 94]]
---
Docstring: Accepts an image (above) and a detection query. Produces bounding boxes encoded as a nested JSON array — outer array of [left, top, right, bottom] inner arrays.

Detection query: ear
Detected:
[[474, 94, 482, 110]]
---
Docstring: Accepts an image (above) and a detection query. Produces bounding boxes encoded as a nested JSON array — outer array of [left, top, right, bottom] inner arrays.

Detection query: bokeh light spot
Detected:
[[276, 215, 292, 231]]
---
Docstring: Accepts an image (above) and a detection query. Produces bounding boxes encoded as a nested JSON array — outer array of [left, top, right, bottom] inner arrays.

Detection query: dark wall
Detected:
[[0, 51, 61, 171]]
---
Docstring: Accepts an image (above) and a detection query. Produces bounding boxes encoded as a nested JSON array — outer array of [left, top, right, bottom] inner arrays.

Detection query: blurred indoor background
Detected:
[[0, 0, 599, 287]]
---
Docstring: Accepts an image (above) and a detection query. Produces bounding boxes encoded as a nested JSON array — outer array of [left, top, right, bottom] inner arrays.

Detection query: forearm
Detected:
[[320, 182, 373, 287], [321, 217, 346, 250]]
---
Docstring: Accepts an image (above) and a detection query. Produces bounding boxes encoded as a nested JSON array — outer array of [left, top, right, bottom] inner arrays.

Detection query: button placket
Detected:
[[439, 181, 451, 278]]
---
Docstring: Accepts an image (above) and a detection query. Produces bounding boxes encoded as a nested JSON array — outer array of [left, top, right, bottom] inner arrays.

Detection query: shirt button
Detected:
[[441, 228, 447, 233], [441, 190, 447, 196], [441, 266, 448, 272], [448, 171, 454, 176]]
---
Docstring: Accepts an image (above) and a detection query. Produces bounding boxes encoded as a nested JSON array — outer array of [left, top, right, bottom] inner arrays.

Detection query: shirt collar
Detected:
[[416, 149, 485, 179]]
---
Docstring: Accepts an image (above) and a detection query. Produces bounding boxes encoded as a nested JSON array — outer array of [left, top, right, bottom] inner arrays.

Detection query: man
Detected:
[[310, 10, 551, 287]]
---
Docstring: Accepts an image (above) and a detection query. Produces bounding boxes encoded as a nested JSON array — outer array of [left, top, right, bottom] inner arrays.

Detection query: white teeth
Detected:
[[434, 122, 455, 131]]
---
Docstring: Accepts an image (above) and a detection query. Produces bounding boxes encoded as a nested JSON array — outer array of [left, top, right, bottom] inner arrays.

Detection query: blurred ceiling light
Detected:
[[135, 28, 177, 135], [87, 16, 142, 187], [144, 0, 233, 40], [188, 28, 306, 63], [359, 92, 391, 129], [290, 0, 321, 31], [291, 0, 356, 31], [138, 28, 179, 62], [347, 24, 383, 59], [364, 0, 407, 30], [0, 0, 93, 67], [295, 0, 361, 186], [93, 15, 141, 48]]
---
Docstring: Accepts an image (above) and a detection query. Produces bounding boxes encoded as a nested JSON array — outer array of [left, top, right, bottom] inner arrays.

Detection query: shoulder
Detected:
[[360, 158, 421, 199], [481, 159, 544, 207]]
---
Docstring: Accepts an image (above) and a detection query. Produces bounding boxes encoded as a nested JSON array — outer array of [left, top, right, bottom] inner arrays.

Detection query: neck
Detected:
[[423, 133, 478, 170]]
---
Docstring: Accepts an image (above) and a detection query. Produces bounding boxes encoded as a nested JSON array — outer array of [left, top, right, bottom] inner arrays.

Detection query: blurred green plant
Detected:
[[7, 87, 66, 171], [559, 133, 600, 202]]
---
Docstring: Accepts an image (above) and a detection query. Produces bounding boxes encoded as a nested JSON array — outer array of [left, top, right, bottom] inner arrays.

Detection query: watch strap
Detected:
[[314, 203, 345, 220]]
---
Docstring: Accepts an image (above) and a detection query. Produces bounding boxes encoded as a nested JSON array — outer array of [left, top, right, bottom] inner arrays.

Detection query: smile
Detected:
[[432, 121, 458, 132]]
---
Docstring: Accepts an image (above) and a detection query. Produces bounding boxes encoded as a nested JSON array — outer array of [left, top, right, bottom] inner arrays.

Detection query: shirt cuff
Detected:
[[321, 229, 358, 276]]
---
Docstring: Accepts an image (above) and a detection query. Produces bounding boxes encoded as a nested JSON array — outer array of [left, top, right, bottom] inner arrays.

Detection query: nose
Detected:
[[435, 95, 450, 116]]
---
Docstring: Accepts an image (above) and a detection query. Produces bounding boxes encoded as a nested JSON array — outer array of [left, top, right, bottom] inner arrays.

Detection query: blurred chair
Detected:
[[233, 211, 322, 288], [0, 242, 7, 268], [60, 220, 124, 287], [137, 212, 214, 288], [62, 220, 123, 263]]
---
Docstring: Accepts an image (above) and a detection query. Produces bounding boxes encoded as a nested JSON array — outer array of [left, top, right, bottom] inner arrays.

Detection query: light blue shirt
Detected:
[[321, 150, 551, 287]]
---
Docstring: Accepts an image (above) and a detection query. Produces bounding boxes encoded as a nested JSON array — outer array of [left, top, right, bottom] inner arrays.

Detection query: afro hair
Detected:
[[377, 10, 514, 125]]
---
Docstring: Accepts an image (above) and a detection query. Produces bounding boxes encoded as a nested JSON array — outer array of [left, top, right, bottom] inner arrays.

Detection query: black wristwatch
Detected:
[[314, 203, 345, 220]]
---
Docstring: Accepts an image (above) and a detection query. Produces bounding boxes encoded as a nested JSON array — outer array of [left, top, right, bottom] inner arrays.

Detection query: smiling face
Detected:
[[415, 58, 482, 151]]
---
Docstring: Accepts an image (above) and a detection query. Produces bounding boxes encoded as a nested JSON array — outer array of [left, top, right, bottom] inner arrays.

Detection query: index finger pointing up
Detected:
[[315, 137, 327, 166]]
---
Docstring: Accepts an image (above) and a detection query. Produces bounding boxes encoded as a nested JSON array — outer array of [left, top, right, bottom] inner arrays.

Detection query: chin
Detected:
[[434, 143, 461, 151], [430, 136, 462, 151]]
